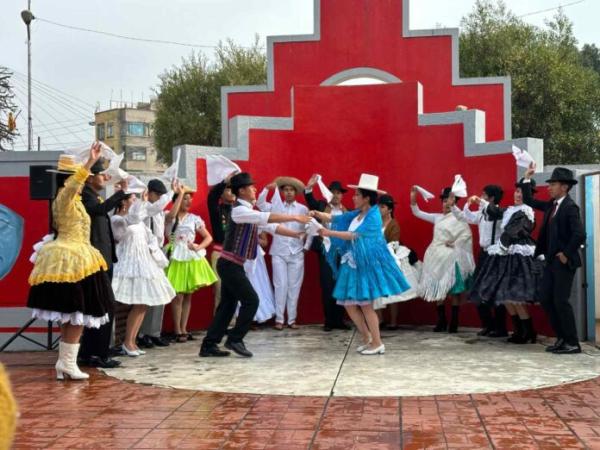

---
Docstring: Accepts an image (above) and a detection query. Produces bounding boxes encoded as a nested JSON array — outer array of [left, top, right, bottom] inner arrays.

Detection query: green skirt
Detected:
[[166, 258, 218, 294]]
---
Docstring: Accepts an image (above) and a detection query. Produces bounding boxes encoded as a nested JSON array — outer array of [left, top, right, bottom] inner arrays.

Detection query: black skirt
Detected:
[[27, 270, 114, 318], [469, 253, 543, 305]]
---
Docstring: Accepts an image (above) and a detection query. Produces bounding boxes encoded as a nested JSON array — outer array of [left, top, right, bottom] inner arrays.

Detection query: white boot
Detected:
[[56, 341, 89, 380]]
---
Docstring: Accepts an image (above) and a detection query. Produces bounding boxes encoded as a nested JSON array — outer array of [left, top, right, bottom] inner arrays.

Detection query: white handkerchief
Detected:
[[512, 145, 535, 168], [305, 218, 331, 251], [414, 185, 435, 202], [206, 155, 241, 185], [315, 175, 334, 204], [102, 152, 128, 182], [125, 175, 147, 194], [162, 148, 181, 182], [98, 142, 117, 161], [29, 233, 55, 263], [451, 175, 468, 198]]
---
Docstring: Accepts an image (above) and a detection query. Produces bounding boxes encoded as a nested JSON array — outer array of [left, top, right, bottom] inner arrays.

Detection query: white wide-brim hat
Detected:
[[347, 173, 387, 194]]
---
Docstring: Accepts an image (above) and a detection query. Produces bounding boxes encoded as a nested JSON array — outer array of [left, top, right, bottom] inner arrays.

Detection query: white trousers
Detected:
[[272, 253, 305, 325]]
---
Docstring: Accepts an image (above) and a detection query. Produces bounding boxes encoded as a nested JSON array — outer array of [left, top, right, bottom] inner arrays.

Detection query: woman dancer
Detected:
[[165, 184, 217, 342], [111, 194, 175, 356], [27, 144, 113, 380], [470, 180, 540, 343], [312, 174, 410, 355], [411, 186, 475, 333]]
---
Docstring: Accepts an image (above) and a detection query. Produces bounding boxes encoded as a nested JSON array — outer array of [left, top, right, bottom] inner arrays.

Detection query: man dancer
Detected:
[[137, 178, 173, 348], [257, 177, 308, 330], [79, 158, 127, 369], [522, 164, 586, 354], [304, 174, 348, 331], [451, 186, 507, 337], [200, 173, 310, 357]]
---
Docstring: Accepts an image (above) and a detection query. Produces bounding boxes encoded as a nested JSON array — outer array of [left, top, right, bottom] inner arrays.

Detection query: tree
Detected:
[[0, 67, 19, 151], [581, 44, 600, 75], [459, 0, 600, 164], [153, 38, 266, 162]]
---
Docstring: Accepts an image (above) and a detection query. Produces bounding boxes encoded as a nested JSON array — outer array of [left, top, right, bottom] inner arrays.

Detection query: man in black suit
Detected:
[[522, 165, 586, 354], [304, 175, 349, 331], [78, 158, 128, 368]]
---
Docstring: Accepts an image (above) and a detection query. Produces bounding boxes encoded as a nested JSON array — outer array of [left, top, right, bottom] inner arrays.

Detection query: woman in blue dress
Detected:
[[311, 174, 411, 355]]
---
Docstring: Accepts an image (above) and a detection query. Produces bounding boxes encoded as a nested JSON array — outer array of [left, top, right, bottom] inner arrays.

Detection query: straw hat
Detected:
[[275, 176, 306, 193], [46, 154, 83, 174], [347, 173, 387, 194]]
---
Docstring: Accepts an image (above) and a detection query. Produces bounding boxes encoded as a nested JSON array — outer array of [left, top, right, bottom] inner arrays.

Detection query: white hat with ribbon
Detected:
[[347, 173, 387, 194]]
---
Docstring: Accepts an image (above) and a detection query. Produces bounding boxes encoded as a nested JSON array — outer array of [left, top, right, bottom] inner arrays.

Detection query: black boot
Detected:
[[488, 305, 508, 338], [433, 305, 447, 332], [506, 315, 523, 343], [476, 303, 493, 336], [513, 318, 537, 344], [448, 305, 459, 333]]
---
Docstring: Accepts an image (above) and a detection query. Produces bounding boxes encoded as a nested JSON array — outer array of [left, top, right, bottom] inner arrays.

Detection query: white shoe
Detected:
[[122, 344, 141, 357], [136, 348, 146, 355], [56, 342, 89, 380], [356, 337, 373, 353], [360, 344, 385, 355]]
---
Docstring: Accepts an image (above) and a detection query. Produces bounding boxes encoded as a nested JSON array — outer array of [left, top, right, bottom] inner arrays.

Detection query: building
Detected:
[[94, 101, 164, 172]]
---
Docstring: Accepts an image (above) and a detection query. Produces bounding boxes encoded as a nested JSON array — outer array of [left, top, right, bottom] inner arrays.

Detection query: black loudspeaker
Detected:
[[29, 165, 56, 200]]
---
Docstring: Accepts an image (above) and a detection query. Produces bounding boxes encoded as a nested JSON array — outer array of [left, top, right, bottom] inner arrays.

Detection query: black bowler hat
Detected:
[[328, 181, 347, 193], [515, 177, 537, 194], [89, 157, 107, 175], [546, 167, 578, 186], [148, 179, 167, 195], [229, 172, 255, 191]]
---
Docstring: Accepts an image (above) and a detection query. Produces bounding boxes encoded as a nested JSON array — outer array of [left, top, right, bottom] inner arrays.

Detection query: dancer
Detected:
[[111, 195, 176, 356], [137, 179, 173, 349], [312, 174, 411, 355], [200, 172, 310, 358], [257, 177, 308, 330], [411, 186, 475, 333], [244, 232, 276, 324], [165, 185, 217, 343], [27, 145, 114, 380], [304, 175, 348, 331], [469, 180, 540, 344], [523, 165, 586, 354], [451, 185, 507, 337]]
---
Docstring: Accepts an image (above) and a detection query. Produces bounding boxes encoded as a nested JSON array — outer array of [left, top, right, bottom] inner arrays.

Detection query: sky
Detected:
[[1, 0, 598, 151]]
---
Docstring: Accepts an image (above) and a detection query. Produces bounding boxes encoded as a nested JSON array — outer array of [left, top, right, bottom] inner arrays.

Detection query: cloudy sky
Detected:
[[1, 0, 597, 150]]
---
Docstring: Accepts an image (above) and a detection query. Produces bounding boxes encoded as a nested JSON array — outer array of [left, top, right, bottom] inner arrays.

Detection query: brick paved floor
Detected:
[[4, 352, 600, 449]]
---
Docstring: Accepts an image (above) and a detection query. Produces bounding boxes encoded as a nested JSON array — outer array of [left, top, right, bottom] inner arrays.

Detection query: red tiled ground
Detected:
[[4, 352, 600, 449]]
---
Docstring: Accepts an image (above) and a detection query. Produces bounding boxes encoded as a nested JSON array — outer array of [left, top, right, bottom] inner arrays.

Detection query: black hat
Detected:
[[515, 177, 537, 193], [89, 157, 107, 175], [483, 184, 504, 204], [328, 181, 347, 193], [148, 179, 167, 195], [229, 172, 255, 191], [440, 187, 456, 200], [546, 167, 578, 186], [378, 194, 396, 208]]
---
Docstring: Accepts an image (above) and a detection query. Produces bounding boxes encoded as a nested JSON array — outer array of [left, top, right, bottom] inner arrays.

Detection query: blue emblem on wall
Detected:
[[0, 204, 24, 280]]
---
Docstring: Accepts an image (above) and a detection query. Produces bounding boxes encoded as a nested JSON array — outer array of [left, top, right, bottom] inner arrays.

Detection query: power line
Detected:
[[518, 0, 586, 18], [36, 16, 231, 50]]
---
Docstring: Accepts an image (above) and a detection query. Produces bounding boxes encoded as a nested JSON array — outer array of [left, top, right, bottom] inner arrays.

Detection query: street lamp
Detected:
[[21, 6, 35, 151]]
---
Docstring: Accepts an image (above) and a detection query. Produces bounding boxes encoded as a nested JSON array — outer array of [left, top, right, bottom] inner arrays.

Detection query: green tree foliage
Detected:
[[0, 67, 19, 151], [154, 38, 266, 162], [459, 0, 600, 164]]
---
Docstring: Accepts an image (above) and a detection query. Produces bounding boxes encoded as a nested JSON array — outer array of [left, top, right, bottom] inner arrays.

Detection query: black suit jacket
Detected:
[[522, 183, 585, 269], [82, 185, 127, 267]]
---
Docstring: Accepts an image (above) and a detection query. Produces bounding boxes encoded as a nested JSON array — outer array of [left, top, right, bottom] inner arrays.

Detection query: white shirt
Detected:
[[257, 188, 308, 256], [231, 198, 278, 235], [451, 200, 502, 250], [144, 192, 171, 247], [410, 204, 445, 224]]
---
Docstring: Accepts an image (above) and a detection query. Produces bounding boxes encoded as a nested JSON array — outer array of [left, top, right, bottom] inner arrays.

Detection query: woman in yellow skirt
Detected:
[[165, 183, 217, 342], [27, 144, 114, 380]]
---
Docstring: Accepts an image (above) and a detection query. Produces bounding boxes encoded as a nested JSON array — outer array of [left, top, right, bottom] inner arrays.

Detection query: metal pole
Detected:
[[27, 0, 32, 151]]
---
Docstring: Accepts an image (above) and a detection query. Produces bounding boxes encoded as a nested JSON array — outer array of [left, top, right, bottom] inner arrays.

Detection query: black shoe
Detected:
[[506, 315, 523, 343], [199, 345, 231, 357], [150, 336, 170, 347], [333, 323, 351, 330], [109, 346, 126, 357], [386, 324, 400, 331], [225, 340, 253, 357], [137, 335, 155, 349], [545, 338, 565, 352], [87, 356, 122, 368], [488, 329, 509, 338], [186, 332, 197, 341], [477, 327, 492, 337], [553, 343, 582, 354], [323, 326, 333, 332]]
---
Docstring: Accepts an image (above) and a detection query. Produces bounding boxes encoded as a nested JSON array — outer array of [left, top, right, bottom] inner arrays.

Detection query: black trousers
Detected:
[[203, 258, 259, 346], [318, 252, 345, 328], [79, 268, 114, 359], [539, 259, 579, 346]]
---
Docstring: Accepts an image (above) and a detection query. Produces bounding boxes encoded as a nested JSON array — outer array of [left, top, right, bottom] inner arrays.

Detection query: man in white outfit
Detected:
[[257, 177, 308, 329]]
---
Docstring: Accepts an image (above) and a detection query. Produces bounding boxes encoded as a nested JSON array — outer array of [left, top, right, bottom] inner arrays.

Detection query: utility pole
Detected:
[[21, 4, 35, 151]]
